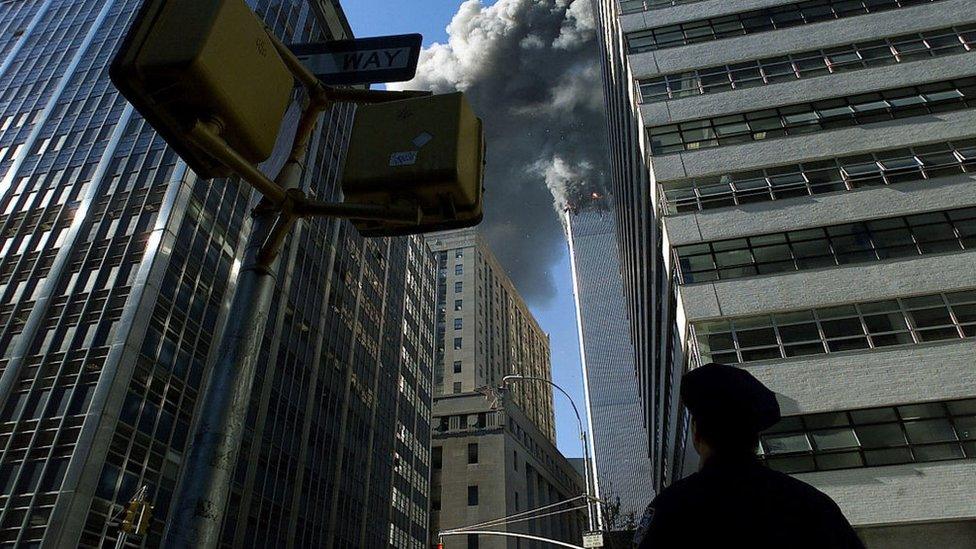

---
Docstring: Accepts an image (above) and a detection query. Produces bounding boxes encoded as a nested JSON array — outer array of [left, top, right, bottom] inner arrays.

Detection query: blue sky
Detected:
[[343, 1, 589, 458]]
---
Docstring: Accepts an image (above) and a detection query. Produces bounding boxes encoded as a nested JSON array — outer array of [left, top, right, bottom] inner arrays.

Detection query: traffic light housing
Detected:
[[121, 500, 140, 533], [121, 499, 153, 535], [341, 92, 485, 237], [110, 0, 294, 178]]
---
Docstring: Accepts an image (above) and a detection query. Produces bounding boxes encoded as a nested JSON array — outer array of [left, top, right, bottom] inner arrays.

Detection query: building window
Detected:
[[454, 318, 463, 330], [639, 24, 976, 104], [467, 534, 479, 549], [453, 360, 462, 373], [453, 382, 462, 394], [675, 207, 976, 284], [694, 289, 976, 365], [760, 398, 976, 474], [648, 77, 976, 155], [620, 0, 704, 16], [467, 485, 479, 506], [432, 446, 442, 469], [455, 299, 463, 311], [661, 139, 976, 214], [456, 249, 464, 258], [513, 450, 518, 471], [625, 0, 941, 54], [468, 443, 479, 464], [454, 337, 462, 350], [455, 281, 463, 293], [455, 264, 463, 275]]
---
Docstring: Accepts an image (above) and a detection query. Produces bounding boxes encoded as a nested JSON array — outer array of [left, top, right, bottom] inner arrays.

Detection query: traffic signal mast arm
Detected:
[[184, 31, 429, 268]]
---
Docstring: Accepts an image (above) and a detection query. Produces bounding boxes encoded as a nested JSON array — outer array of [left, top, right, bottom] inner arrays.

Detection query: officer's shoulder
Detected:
[[651, 471, 708, 507], [762, 466, 842, 507]]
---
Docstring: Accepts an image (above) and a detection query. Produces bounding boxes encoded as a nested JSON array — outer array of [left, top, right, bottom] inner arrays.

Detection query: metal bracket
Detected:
[[253, 191, 422, 268], [183, 29, 436, 269]]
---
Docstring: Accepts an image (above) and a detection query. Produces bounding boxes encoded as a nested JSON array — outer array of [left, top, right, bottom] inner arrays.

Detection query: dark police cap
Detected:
[[681, 363, 781, 433]]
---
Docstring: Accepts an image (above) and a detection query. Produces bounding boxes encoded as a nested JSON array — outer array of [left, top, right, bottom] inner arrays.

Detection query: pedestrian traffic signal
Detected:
[[110, 0, 294, 178], [341, 92, 485, 236]]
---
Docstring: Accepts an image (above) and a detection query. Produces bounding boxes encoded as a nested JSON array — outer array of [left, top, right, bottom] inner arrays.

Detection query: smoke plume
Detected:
[[390, 0, 609, 305]]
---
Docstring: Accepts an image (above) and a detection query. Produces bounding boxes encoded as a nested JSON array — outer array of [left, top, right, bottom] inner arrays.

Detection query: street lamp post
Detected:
[[501, 374, 601, 534]]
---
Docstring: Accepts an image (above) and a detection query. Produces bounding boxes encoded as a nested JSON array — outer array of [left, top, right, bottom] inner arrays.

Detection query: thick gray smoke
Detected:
[[390, 0, 609, 305]]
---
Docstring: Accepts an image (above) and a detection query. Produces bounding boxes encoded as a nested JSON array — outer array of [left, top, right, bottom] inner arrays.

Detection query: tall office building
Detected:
[[426, 230, 584, 549], [565, 201, 653, 523], [595, 0, 976, 545], [427, 229, 555, 440], [0, 1, 435, 548]]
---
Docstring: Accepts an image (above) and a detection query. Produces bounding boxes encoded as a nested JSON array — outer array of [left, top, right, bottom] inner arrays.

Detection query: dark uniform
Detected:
[[635, 364, 865, 549], [636, 456, 864, 548]]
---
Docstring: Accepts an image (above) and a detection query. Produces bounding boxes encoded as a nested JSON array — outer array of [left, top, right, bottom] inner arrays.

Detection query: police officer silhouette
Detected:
[[635, 363, 864, 549]]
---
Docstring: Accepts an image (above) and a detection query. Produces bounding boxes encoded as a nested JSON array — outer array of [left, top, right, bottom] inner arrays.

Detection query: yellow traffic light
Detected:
[[121, 500, 140, 533], [137, 504, 153, 535], [341, 92, 485, 237], [121, 499, 153, 535], [110, 0, 294, 178]]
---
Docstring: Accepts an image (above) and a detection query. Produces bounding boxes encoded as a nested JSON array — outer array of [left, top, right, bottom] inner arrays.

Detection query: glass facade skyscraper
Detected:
[[565, 204, 653, 523], [0, 1, 435, 547]]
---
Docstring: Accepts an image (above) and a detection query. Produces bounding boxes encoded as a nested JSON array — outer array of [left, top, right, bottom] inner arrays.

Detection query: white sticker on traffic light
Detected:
[[389, 151, 418, 167]]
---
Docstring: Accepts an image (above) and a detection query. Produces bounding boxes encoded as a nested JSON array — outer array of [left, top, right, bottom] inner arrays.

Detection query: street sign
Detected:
[[289, 33, 422, 86], [582, 531, 604, 548]]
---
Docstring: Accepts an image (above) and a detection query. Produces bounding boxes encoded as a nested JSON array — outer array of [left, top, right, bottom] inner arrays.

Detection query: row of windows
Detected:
[[626, 0, 940, 53], [759, 399, 976, 474], [694, 290, 976, 365], [639, 24, 976, 104], [649, 77, 976, 155], [675, 207, 976, 283], [619, 0, 704, 14], [661, 139, 976, 214], [433, 412, 494, 433], [430, 443, 480, 470]]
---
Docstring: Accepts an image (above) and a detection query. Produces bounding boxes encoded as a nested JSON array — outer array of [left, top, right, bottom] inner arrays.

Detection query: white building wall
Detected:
[[597, 0, 976, 542]]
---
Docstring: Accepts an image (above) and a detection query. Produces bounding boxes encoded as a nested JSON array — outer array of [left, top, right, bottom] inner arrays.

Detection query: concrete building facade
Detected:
[[565, 203, 654, 522], [426, 230, 584, 549], [595, 0, 976, 545], [427, 230, 556, 442], [430, 393, 585, 549], [0, 1, 435, 547]]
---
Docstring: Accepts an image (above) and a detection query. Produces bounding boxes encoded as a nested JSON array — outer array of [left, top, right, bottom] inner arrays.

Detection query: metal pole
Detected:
[[501, 375, 597, 532], [581, 423, 596, 532], [162, 117, 314, 547], [581, 427, 594, 532], [154, 24, 437, 548], [582, 430, 601, 532]]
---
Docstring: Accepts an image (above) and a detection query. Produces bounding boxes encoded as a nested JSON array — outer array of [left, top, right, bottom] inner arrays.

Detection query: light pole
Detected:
[[501, 374, 601, 534]]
